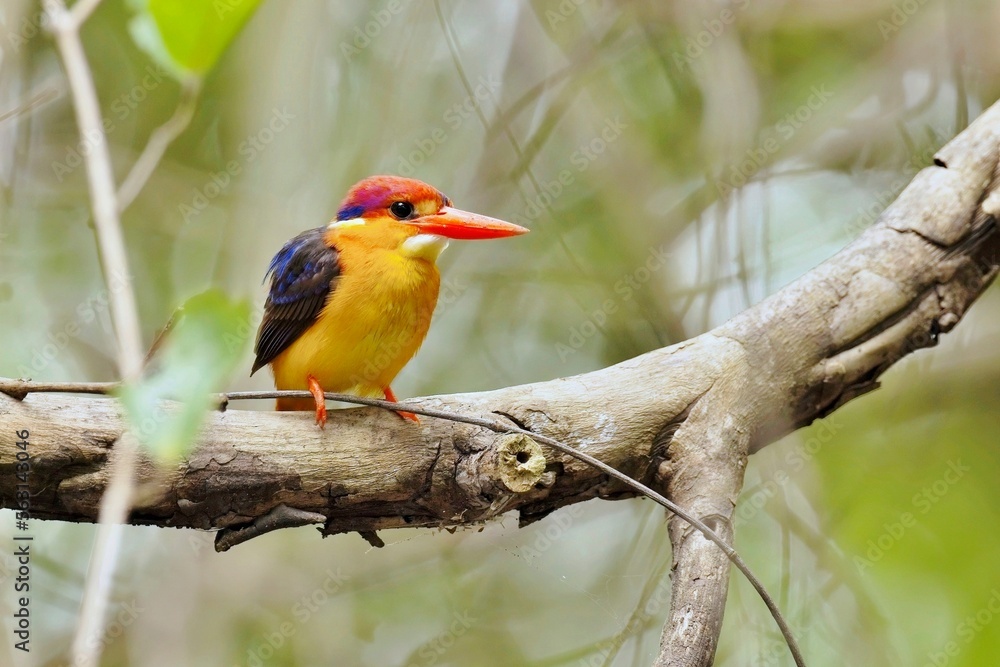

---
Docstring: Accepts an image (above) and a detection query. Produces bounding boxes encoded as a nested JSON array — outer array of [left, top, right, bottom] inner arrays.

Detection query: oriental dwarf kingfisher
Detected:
[[251, 175, 528, 427]]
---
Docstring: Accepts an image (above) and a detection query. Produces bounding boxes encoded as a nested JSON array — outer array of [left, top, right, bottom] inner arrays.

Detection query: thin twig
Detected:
[[68, 0, 104, 26], [0, 84, 60, 124], [0, 378, 806, 667], [45, 1, 145, 665], [46, 0, 144, 378], [117, 78, 201, 212], [0, 378, 116, 399]]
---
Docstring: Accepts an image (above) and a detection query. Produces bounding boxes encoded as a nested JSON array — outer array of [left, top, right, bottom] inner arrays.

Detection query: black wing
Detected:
[[251, 228, 340, 374]]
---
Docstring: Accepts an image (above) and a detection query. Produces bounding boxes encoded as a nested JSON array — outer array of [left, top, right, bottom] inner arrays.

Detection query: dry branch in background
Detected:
[[45, 0, 150, 663], [3, 100, 999, 667]]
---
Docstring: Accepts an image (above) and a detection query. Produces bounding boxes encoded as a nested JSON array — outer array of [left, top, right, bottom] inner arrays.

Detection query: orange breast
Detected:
[[270, 224, 441, 406]]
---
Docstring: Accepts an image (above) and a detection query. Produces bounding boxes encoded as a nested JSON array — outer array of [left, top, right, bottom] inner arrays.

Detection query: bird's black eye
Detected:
[[389, 201, 414, 219]]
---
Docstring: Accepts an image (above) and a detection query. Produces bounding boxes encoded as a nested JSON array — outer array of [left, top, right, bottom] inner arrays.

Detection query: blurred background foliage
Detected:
[[1, 0, 1000, 665]]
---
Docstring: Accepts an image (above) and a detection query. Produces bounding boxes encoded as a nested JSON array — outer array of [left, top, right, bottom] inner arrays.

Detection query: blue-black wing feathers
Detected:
[[252, 228, 340, 374]]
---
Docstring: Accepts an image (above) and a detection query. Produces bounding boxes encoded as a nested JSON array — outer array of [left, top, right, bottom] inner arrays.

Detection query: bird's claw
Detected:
[[384, 386, 419, 424], [307, 375, 327, 429], [396, 410, 420, 424]]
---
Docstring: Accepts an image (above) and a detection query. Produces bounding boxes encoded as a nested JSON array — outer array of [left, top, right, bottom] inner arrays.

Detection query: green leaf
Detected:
[[128, 0, 264, 79], [119, 290, 250, 463]]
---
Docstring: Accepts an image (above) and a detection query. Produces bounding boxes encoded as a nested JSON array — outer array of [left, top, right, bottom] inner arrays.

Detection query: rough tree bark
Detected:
[[3, 100, 999, 666]]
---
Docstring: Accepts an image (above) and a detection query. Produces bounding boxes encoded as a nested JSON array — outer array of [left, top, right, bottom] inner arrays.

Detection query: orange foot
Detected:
[[307, 375, 328, 429], [383, 386, 419, 424]]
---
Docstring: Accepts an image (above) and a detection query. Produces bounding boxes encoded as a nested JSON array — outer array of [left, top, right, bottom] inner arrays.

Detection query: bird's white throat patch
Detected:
[[401, 234, 450, 262], [327, 217, 366, 230]]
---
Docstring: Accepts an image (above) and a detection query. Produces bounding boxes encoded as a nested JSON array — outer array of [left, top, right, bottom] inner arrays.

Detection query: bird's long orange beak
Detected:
[[409, 206, 529, 240]]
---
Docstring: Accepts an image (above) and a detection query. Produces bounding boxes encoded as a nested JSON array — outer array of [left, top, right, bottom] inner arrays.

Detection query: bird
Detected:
[[251, 175, 528, 427]]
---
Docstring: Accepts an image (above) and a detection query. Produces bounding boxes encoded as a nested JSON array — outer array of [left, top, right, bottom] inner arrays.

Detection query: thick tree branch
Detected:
[[649, 102, 999, 664], [650, 101, 999, 664], [3, 100, 999, 665]]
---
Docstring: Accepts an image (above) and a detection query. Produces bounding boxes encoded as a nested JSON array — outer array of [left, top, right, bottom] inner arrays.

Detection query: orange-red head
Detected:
[[333, 175, 528, 241]]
